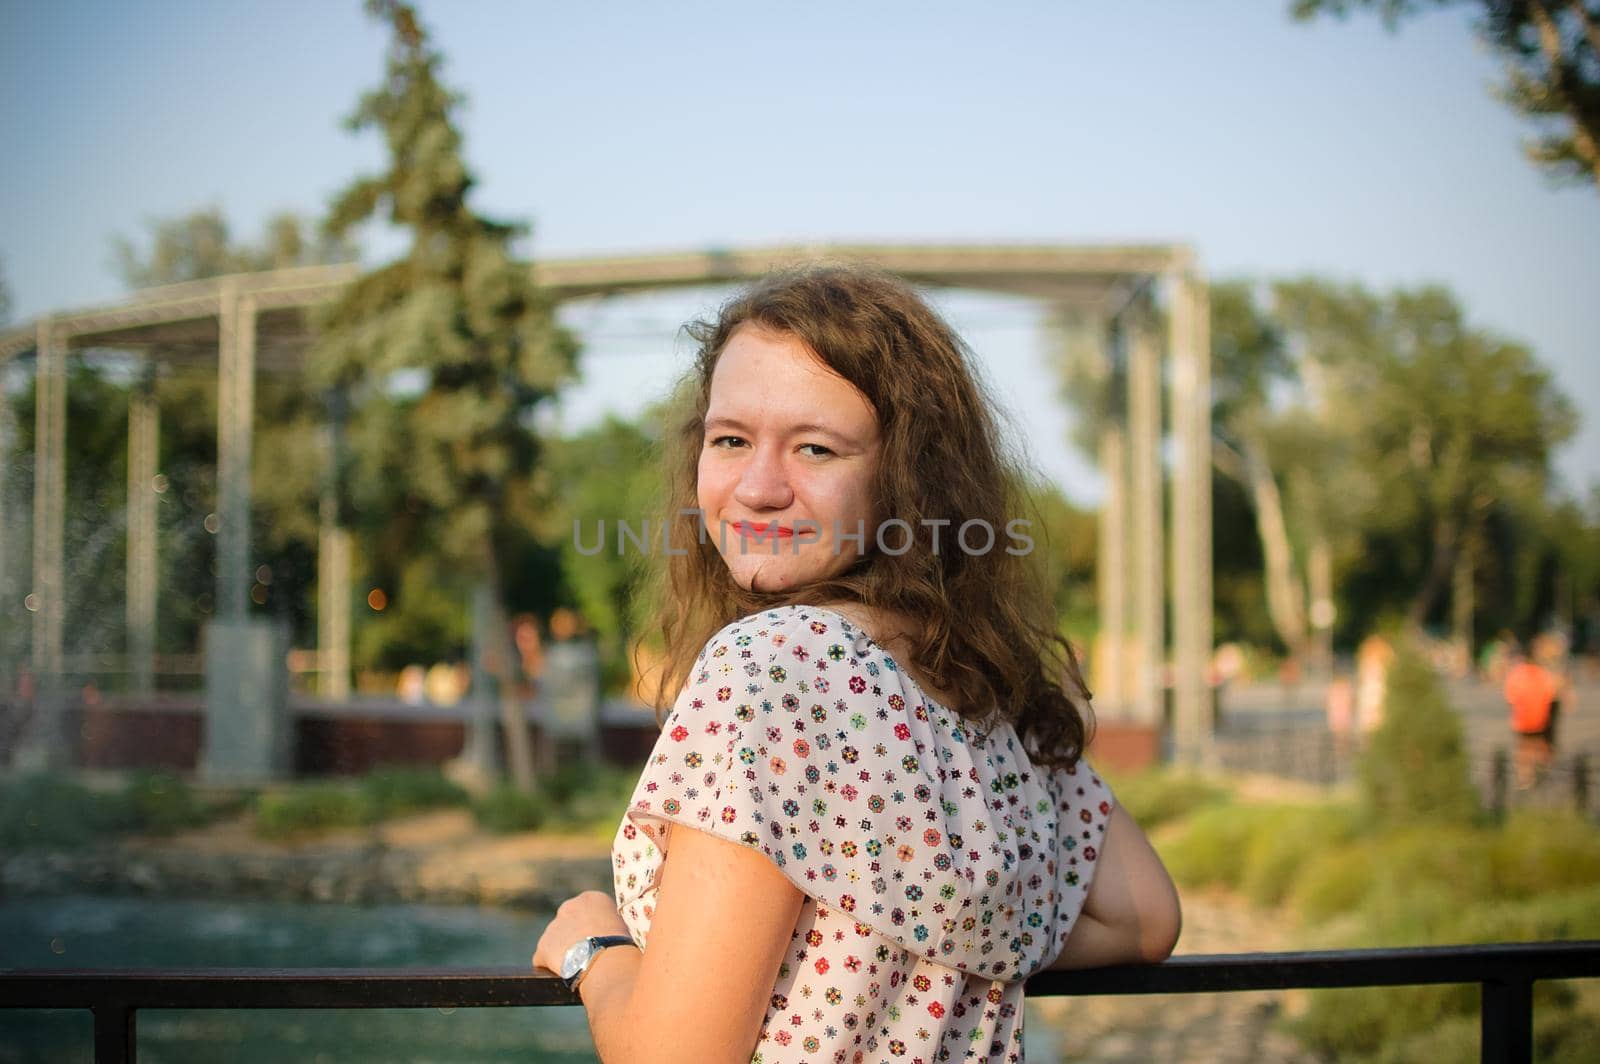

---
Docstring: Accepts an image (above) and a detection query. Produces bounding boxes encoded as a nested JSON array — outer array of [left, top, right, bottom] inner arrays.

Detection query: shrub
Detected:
[[1156, 803, 1273, 890], [1107, 768, 1230, 831], [356, 766, 468, 819], [1238, 804, 1361, 908], [1486, 811, 1600, 900], [472, 785, 550, 834], [253, 784, 373, 839], [0, 774, 134, 849], [1289, 842, 1377, 923], [122, 771, 214, 835], [1358, 642, 1480, 825]]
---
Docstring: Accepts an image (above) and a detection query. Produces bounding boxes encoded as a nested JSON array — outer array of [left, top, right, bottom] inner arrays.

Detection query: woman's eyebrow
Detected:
[[704, 415, 861, 446]]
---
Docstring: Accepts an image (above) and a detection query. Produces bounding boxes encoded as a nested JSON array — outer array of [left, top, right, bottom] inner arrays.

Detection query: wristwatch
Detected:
[[560, 934, 636, 992]]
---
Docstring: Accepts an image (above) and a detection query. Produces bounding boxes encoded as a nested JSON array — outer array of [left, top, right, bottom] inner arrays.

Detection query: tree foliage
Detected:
[[1051, 273, 1583, 657], [1294, 0, 1600, 190], [311, 0, 577, 789], [113, 207, 354, 289]]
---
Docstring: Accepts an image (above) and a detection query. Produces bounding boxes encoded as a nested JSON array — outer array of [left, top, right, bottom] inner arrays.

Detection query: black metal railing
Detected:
[[5, 941, 1598, 1064]]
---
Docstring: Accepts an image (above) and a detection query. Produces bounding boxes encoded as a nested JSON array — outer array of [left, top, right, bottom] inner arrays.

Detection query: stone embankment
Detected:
[[0, 810, 613, 910]]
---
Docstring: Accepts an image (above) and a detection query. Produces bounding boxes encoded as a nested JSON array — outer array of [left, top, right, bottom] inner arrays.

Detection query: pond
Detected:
[[1, 896, 1073, 1062]]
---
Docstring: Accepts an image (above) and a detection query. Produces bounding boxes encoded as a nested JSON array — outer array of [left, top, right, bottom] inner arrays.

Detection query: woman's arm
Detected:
[[1048, 803, 1181, 969], [534, 824, 805, 1063]]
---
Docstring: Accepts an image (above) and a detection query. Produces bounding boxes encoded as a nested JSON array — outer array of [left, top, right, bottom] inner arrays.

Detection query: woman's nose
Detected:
[[733, 446, 794, 510]]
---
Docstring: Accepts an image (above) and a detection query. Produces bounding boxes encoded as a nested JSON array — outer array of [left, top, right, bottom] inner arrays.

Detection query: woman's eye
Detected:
[[708, 435, 746, 449], [799, 443, 834, 458]]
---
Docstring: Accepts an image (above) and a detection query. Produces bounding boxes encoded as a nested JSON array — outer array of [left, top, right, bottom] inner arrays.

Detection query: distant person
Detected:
[[1355, 633, 1394, 735], [541, 608, 600, 764], [1504, 644, 1560, 787], [531, 266, 1178, 1062], [511, 613, 545, 698], [397, 664, 427, 705]]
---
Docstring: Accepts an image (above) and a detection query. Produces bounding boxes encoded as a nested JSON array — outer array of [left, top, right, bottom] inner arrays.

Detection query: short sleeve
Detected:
[[1040, 758, 1116, 969], [618, 607, 966, 951]]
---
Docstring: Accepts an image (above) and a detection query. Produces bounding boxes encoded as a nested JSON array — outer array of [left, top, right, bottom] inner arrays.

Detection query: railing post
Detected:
[[93, 1003, 135, 1064], [1491, 748, 1509, 821], [1573, 752, 1590, 818], [1480, 977, 1532, 1064]]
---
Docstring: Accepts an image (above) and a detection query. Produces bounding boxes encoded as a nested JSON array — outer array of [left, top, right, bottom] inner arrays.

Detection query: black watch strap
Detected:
[[564, 934, 637, 992]]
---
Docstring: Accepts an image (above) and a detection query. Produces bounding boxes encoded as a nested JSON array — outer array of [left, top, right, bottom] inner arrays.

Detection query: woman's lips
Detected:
[[731, 520, 795, 538]]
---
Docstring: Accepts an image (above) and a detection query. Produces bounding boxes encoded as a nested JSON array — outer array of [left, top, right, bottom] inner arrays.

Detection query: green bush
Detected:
[[1156, 803, 1273, 890], [469, 760, 636, 836], [1359, 642, 1480, 825], [254, 784, 373, 839], [0, 774, 134, 849], [1445, 885, 1600, 943], [1289, 841, 1377, 923], [1487, 811, 1600, 900], [356, 766, 468, 819], [1107, 768, 1231, 831], [1295, 983, 1477, 1061], [472, 785, 550, 834], [1238, 803, 1362, 908], [122, 771, 215, 835]]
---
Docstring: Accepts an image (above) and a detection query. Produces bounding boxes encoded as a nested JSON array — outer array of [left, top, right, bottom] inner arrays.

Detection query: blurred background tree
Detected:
[[1294, 0, 1600, 190], [310, 0, 578, 791]]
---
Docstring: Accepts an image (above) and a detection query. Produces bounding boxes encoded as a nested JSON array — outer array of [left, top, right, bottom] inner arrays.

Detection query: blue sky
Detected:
[[3, 0, 1596, 503]]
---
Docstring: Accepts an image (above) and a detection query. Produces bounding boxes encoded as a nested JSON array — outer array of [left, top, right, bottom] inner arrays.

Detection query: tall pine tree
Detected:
[[312, 0, 577, 791]]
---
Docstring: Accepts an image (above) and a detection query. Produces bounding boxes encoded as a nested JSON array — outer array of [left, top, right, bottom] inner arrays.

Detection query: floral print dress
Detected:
[[611, 605, 1114, 1063]]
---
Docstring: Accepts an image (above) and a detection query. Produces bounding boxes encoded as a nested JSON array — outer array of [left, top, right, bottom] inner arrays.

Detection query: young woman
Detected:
[[533, 266, 1180, 1063]]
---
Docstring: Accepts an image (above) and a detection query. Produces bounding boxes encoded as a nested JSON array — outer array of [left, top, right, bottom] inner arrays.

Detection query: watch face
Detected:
[[561, 938, 594, 982]]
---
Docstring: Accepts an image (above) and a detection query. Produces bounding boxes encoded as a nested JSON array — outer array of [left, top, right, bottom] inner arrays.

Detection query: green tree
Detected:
[[1359, 640, 1480, 823], [1274, 280, 1577, 632], [113, 206, 354, 287], [539, 413, 660, 692], [311, 0, 578, 791], [1294, 0, 1600, 190]]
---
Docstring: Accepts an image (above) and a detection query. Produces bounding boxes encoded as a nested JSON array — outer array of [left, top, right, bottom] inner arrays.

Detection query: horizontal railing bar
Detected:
[[2, 942, 1597, 1011], [1027, 941, 1600, 996], [2, 967, 577, 1009]]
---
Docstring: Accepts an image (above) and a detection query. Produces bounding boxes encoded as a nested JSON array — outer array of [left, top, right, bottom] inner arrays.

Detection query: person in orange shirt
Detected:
[[1504, 644, 1560, 787]]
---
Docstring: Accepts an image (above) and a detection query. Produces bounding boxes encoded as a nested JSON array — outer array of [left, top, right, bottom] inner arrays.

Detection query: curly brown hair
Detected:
[[645, 264, 1093, 770]]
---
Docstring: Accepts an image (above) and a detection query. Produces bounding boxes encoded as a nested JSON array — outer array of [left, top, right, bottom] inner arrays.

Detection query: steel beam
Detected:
[[25, 319, 67, 765], [1168, 265, 1213, 766], [1127, 298, 1164, 727], [317, 486, 351, 701], [216, 286, 256, 623], [125, 366, 159, 694]]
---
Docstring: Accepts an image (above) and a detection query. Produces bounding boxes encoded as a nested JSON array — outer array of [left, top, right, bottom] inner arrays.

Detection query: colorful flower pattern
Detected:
[[612, 605, 1113, 1063]]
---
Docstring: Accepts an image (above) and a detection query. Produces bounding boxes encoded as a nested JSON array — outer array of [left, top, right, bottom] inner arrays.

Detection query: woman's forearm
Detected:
[[576, 944, 643, 1062]]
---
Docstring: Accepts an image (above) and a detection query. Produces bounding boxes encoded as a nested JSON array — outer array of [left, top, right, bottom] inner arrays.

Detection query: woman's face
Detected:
[[697, 323, 882, 593]]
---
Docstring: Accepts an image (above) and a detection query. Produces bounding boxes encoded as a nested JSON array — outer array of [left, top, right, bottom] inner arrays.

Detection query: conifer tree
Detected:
[[312, 0, 577, 791], [1359, 641, 1482, 824]]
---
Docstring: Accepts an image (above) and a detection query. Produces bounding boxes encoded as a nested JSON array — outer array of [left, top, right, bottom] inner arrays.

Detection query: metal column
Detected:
[[1168, 263, 1213, 765], [1095, 418, 1128, 716], [317, 486, 351, 701], [126, 366, 159, 695], [216, 285, 256, 622], [1127, 299, 1165, 727], [25, 319, 67, 766]]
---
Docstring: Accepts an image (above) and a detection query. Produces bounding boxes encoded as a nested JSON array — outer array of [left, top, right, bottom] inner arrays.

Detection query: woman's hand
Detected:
[[531, 890, 632, 977]]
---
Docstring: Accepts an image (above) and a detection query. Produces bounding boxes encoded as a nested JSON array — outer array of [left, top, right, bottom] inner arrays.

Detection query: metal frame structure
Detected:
[[0, 242, 1212, 764]]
